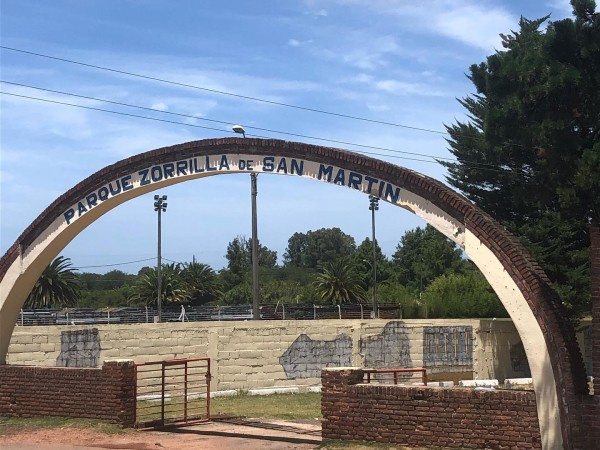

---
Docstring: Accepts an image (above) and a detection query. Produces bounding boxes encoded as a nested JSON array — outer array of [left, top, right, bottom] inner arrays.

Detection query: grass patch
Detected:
[[0, 416, 129, 437], [212, 391, 321, 420], [1, 392, 322, 436]]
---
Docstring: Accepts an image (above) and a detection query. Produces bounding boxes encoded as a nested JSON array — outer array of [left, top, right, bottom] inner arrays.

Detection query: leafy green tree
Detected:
[[128, 263, 188, 306], [422, 271, 508, 319], [377, 281, 420, 318], [443, 1, 599, 316], [226, 236, 250, 276], [78, 285, 135, 308], [221, 280, 251, 305], [182, 259, 223, 305], [283, 228, 356, 268], [313, 258, 367, 304], [392, 225, 465, 291], [260, 279, 316, 305], [222, 235, 278, 299], [77, 270, 137, 307], [353, 237, 393, 288], [24, 256, 81, 309], [225, 235, 278, 274]]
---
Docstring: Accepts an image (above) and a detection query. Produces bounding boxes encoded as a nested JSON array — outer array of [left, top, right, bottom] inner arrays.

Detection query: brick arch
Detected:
[[0, 138, 587, 448]]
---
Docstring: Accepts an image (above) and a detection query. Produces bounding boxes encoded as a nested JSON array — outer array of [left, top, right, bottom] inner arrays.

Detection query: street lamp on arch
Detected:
[[231, 124, 260, 320], [232, 124, 246, 138]]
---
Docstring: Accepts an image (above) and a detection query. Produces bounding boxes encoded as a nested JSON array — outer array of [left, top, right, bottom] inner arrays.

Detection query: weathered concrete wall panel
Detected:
[[7, 318, 589, 392]]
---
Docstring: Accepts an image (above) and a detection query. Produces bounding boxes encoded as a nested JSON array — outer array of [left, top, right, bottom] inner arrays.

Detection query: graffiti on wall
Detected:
[[56, 328, 101, 368], [359, 321, 412, 369], [279, 334, 352, 379], [423, 326, 473, 368]]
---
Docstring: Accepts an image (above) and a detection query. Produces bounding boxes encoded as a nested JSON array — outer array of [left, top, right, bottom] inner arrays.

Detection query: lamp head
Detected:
[[232, 124, 246, 137]]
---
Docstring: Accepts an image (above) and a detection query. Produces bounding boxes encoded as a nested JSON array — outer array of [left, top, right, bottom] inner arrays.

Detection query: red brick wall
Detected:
[[585, 223, 600, 446], [0, 361, 135, 426], [322, 368, 542, 449], [591, 224, 600, 395]]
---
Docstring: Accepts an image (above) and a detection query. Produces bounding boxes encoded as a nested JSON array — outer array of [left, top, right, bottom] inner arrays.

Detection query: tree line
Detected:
[[24, 225, 507, 319]]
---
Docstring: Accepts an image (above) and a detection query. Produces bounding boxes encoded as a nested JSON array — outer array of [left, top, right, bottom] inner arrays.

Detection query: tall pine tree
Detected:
[[443, 0, 599, 316]]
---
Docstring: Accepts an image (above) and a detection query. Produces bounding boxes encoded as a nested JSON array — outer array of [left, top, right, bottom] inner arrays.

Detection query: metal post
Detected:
[[184, 361, 188, 421], [161, 363, 166, 426], [251, 173, 260, 320], [154, 195, 167, 322], [369, 196, 379, 318], [157, 206, 162, 322]]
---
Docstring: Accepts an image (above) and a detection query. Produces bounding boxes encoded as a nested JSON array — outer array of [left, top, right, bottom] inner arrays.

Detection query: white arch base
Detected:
[[0, 151, 561, 449]]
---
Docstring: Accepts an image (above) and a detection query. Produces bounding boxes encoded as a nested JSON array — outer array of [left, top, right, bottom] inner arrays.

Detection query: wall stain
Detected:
[[423, 326, 473, 368], [279, 334, 352, 379], [359, 321, 412, 369], [56, 328, 101, 368]]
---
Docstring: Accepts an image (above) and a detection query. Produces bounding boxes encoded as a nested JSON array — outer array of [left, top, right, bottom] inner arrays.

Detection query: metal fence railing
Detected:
[[364, 367, 428, 386], [134, 357, 211, 428], [15, 304, 402, 326]]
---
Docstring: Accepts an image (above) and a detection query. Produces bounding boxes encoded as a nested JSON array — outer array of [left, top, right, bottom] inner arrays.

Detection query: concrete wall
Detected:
[[6, 318, 571, 392]]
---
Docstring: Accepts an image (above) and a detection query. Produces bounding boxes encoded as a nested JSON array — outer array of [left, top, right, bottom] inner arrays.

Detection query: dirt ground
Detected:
[[1, 417, 323, 450]]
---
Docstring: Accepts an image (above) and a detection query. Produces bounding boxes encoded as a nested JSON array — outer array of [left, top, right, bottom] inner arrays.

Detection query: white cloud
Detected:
[[433, 4, 515, 50], [151, 102, 169, 111], [308, 0, 516, 51], [288, 38, 313, 47], [353, 73, 374, 83], [374, 79, 446, 97], [545, 0, 573, 16], [367, 103, 390, 112]]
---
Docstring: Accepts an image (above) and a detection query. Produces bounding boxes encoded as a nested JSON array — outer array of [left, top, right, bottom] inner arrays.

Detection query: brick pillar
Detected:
[[321, 368, 364, 440], [591, 224, 600, 397], [102, 360, 136, 427]]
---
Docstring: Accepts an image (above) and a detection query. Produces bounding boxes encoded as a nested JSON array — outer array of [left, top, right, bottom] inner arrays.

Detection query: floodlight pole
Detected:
[[154, 195, 167, 322], [369, 195, 379, 318]]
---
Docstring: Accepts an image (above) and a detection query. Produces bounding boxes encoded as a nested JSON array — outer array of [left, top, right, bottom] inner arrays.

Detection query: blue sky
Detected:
[[1, 0, 574, 274]]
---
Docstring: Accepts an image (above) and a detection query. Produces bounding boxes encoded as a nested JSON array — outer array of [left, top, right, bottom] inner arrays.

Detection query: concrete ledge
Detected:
[[210, 389, 238, 398], [504, 377, 533, 388], [459, 379, 499, 388], [248, 387, 300, 396]]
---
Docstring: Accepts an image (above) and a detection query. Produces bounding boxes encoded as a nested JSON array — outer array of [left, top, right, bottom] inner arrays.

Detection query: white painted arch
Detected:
[[0, 139, 571, 448]]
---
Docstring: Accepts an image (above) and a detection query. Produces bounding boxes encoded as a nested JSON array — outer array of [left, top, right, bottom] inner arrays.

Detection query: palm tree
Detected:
[[24, 256, 81, 308], [129, 263, 188, 306], [182, 259, 223, 305], [313, 258, 367, 304]]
